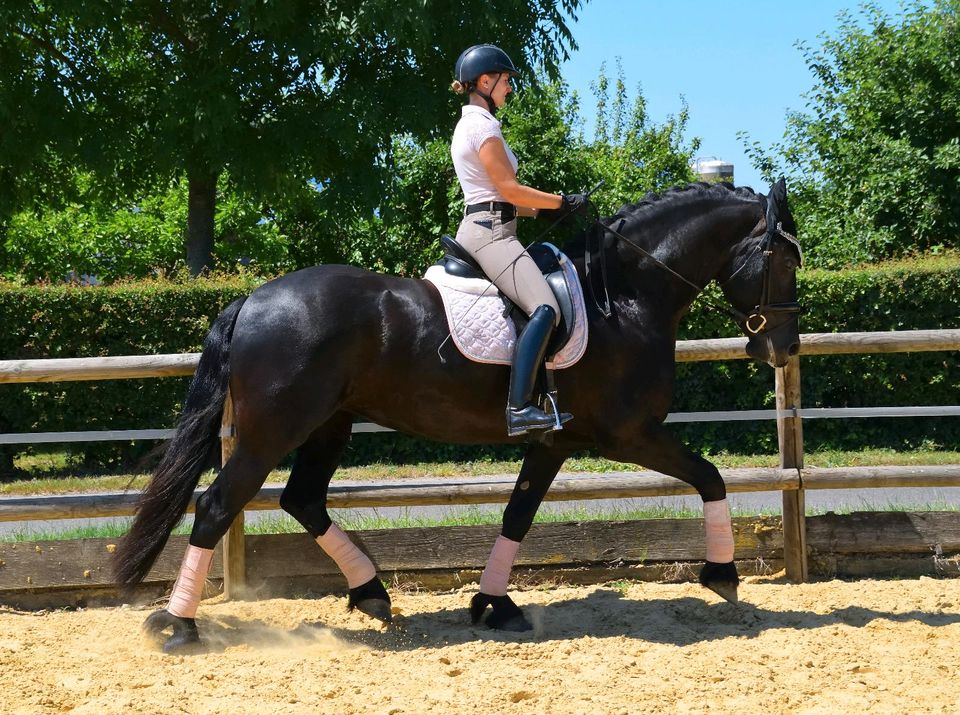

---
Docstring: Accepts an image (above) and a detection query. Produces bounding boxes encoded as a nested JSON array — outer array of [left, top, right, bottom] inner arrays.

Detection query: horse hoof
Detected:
[[487, 612, 533, 632], [354, 599, 393, 623], [699, 561, 740, 605], [348, 577, 392, 624], [704, 581, 739, 605], [143, 609, 202, 653], [470, 593, 532, 631]]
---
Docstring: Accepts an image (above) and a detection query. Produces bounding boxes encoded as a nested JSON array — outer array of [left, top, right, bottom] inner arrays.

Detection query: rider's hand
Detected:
[[561, 193, 591, 217]]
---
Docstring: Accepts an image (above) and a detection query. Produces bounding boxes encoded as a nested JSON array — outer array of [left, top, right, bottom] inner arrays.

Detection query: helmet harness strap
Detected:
[[474, 72, 502, 115]]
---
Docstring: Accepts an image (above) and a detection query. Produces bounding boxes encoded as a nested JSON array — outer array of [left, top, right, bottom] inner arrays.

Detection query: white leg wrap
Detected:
[[704, 498, 735, 563], [479, 535, 521, 596], [167, 545, 214, 619], [316, 524, 377, 589]]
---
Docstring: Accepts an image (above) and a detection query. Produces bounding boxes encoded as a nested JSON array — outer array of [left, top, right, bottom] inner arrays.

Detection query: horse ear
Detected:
[[765, 184, 780, 231], [765, 177, 788, 230], [774, 177, 787, 204]]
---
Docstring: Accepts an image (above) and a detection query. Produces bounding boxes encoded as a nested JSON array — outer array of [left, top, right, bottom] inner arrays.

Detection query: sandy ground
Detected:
[[1, 576, 958, 715]]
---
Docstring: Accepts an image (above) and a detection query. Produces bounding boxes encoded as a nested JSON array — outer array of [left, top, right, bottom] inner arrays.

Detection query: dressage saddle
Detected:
[[438, 234, 577, 354]]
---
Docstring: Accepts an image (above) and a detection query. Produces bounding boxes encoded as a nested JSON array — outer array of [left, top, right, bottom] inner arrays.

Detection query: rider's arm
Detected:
[[478, 138, 563, 213]]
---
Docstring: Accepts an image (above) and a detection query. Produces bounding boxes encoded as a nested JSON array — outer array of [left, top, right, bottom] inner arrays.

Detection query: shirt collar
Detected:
[[462, 104, 499, 125]]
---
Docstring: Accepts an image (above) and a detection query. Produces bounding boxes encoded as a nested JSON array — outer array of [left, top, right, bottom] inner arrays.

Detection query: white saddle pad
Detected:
[[423, 254, 588, 369]]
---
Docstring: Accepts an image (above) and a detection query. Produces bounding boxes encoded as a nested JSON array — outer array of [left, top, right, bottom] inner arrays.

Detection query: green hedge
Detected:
[[1, 257, 958, 475], [0, 276, 259, 474]]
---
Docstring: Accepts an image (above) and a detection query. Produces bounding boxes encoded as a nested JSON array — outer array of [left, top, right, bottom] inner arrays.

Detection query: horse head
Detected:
[[718, 178, 802, 367]]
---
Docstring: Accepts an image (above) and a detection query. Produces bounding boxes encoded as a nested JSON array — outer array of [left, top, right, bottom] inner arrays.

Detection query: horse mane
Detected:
[[562, 182, 764, 257], [609, 182, 761, 222]]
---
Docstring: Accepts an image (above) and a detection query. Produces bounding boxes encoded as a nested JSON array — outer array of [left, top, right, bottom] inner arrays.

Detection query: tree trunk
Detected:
[[186, 172, 218, 276]]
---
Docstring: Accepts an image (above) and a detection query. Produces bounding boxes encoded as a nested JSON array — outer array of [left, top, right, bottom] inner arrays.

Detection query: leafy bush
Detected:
[[0, 274, 261, 475], [743, 2, 960, 267], [3, 177, 289, 282]]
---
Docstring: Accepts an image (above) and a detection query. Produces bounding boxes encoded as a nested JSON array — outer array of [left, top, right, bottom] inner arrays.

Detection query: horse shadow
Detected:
[[182, 586, 960, 654]]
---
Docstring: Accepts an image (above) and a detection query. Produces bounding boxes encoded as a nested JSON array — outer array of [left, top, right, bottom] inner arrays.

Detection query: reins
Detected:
[[585, 211, 802, 334]]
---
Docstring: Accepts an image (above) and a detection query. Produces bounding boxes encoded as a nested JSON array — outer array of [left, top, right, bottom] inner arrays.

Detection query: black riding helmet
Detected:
[[455, 44, 519, 114]]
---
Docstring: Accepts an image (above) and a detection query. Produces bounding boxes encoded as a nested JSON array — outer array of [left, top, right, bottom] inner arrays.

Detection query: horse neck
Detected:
[[609, 198, 763, 321]]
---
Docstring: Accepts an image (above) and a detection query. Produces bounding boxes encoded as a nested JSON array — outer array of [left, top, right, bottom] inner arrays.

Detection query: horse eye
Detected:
[[784, 257, 797, 271]]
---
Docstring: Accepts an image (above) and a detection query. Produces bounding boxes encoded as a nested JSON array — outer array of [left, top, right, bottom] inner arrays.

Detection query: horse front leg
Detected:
[[470, 444, 567, 631], [602, 420, 739, 604]]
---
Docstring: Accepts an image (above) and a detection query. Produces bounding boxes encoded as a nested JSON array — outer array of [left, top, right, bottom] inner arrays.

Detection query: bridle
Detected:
[[716, 222, 804, 334], [588, 212, 803, 334]]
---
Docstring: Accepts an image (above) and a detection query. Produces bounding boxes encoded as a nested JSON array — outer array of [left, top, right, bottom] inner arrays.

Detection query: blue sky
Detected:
[[557, 0, 918, 192]]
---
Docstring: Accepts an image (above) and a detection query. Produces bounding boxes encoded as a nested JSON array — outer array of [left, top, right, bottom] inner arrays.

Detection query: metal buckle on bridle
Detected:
[[745, 312, 768, 334]]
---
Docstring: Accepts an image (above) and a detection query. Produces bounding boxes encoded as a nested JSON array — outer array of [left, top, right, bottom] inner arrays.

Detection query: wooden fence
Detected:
[[1, 329, 958, 602]]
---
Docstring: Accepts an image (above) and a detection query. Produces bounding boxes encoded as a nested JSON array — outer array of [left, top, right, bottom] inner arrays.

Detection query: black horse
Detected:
[[114, 180, 801, 650]]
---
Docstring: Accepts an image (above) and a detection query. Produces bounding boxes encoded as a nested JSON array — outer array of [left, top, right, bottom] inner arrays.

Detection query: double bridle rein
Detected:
[[588, 215, 803, 334]]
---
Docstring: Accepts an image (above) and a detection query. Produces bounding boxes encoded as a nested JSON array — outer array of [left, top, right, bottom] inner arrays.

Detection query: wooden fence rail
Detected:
[[5, 465, 960, 523], [0, 329, 958, 595], [2, 330, 959, 383]]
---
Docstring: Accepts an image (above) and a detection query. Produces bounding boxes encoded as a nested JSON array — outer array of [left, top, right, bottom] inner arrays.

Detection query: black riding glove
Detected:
[[561, 193, 590, 217]]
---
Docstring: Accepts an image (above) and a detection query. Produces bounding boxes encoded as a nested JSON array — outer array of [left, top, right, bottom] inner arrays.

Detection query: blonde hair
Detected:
[[450, 79, 469, 95]]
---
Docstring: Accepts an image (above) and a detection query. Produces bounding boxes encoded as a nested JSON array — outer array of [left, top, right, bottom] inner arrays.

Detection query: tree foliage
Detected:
[[743, 1, 960, 267], [0, 0, 583, 273], [3, 64, 699, 281]]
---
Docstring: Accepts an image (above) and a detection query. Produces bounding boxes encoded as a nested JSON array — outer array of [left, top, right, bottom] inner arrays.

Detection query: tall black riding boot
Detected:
[[506, 305, 573, 436]]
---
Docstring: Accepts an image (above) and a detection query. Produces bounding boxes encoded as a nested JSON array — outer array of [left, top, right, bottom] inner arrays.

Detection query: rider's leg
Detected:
[[456, 212, 571, 435], [505, 305, 572, 435], [455, 212, 560, 321]]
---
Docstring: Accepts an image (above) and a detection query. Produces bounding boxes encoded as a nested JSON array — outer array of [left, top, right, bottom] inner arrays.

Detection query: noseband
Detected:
[[593, 218, 803, 335]]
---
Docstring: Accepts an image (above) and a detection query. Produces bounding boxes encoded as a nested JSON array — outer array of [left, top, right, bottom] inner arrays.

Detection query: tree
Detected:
[[1, 63, 699, 282], [1, 0, 584, 275], [742, 1, 960, 267]]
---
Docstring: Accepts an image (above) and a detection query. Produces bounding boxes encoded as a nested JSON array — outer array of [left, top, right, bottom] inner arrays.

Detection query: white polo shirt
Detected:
[[451, 104, 519, 205]]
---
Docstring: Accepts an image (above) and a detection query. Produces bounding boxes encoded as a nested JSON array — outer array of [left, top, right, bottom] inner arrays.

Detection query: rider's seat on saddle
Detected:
[[440, 235, 486, 279], [438, 234, 576, 353]]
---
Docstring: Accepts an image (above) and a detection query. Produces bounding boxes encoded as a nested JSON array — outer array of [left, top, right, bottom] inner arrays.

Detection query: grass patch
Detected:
[[3, 448, 959, 497], [0, 519, 194, 542], [3, 496, 957, 543]]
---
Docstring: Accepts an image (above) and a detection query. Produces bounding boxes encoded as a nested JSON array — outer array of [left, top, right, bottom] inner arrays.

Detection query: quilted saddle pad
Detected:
[[423, 256, 588, 369]]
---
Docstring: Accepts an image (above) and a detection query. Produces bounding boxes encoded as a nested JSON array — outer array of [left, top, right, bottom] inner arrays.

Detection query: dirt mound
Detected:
[[2, 577, 958, 713]]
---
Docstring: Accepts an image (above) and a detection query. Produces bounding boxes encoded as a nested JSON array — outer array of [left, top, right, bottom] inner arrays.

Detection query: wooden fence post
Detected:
[[776, 355, 808, 581], [221, 388, 246, 598]]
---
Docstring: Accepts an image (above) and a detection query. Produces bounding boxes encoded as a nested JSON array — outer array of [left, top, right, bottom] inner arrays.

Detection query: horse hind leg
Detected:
[[144, 442, 279, 652], [470, 443, 566, 632], [279, 413, 392, 624]]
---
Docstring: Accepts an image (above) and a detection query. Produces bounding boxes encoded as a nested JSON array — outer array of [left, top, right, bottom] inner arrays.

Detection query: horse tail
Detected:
[[113, 297, 247, 588]]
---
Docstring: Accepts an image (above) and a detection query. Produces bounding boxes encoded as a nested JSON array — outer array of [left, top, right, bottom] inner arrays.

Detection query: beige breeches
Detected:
[[455, 211, 560, 324]]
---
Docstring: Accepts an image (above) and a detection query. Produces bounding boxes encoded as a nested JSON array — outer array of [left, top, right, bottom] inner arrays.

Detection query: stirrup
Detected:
[[542, 392, 566, 431], [506, 404, 572, 436]]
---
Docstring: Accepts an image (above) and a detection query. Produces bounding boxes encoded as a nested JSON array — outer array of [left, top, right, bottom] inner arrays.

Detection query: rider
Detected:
[[451, 43, 588, 436]]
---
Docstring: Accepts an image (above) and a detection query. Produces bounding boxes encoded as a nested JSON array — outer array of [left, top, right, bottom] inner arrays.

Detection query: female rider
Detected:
[[450, 44, 588, 436]]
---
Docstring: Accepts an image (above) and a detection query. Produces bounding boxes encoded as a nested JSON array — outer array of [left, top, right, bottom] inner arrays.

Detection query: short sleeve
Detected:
[[468, 121, 503, 155]]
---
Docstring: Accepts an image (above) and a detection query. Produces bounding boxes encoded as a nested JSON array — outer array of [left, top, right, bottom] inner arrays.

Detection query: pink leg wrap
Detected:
[[479, 535, 521, 596], [316, 524, 377, 589], [704, 498, 735, 563], [167, 545, 214, 619]]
